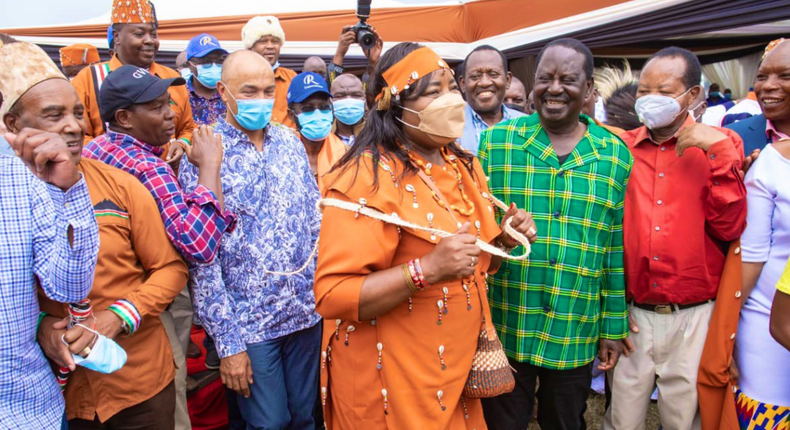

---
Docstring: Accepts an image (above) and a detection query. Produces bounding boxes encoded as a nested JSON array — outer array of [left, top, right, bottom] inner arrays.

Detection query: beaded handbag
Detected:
[[463, 328, 515, 398]]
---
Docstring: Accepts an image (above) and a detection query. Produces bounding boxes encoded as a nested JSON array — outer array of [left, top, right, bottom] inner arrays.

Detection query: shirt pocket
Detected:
[[95, 211, 132, 235]]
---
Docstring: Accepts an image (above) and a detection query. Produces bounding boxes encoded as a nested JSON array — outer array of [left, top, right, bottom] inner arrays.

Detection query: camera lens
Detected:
[[358, 29, 375, 50]]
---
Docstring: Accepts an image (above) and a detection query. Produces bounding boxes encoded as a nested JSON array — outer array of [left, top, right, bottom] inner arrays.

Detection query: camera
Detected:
[[353, 0, 376, 51]]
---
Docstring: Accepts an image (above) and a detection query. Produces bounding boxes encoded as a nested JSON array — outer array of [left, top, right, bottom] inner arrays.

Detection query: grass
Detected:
[[527, 392, 661, 429]]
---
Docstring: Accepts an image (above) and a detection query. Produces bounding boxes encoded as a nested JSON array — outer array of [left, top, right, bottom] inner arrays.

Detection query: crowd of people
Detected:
[[0, 1, 789, 429]]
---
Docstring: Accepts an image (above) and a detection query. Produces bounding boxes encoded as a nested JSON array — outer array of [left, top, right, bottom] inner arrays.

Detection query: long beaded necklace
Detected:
[[405, 147, 476, 217]]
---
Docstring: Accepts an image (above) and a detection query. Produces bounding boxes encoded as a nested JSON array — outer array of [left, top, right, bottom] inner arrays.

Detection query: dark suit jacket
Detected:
[[725, 114, 768, 155]]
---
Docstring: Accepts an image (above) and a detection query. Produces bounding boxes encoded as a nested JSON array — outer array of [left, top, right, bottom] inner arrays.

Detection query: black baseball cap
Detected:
[[99, 64, 185, 123]]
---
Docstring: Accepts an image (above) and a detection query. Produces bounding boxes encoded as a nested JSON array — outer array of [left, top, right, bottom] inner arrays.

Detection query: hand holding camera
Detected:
[[333, 0, 382, 67]]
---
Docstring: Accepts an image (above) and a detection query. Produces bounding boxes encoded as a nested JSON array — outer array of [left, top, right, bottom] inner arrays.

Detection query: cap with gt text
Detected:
[[99, 64, 185, 123], [186, 33, 228, 60], [288, 72, 332, 104]]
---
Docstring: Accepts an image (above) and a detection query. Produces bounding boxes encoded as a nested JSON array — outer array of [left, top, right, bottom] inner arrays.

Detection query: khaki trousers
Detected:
[[604, 302, 713, 430], [162, 295, 193, 430]]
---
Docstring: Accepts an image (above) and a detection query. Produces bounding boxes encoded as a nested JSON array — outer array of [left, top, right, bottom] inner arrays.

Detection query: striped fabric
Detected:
[[478, 114, 633, 370], [736, 389, 790, 430]]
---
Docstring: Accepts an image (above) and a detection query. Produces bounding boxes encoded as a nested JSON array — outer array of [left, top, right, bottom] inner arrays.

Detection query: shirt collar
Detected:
[[766, 119, 790, 142], [106, 130, 165, 156], [632, 113, 696, 147], [467, 103, 508, 128]]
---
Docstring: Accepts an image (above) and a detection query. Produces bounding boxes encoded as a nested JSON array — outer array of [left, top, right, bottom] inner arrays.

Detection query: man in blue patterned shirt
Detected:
[[185, 33, 228, 127], [458, 45, 526, 154], [179, 50, 321, 429], [0, 40, 99, 429]]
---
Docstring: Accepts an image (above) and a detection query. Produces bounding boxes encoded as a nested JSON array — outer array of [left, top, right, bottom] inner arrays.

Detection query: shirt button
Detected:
[[553, 211, 561, 218], [735, 291, 742, 298], [655, 226, 660, 231], [653, 256, 659, 261], [657, 200, 663, 205], [661, 146, 666, 151], [64, 202, 70, 208], [543, 306, 550, 312], [659, 173, 665, 178], [711, 154, 716, 160], [549, 258, 557, 266], [558, 170, 565, 177]]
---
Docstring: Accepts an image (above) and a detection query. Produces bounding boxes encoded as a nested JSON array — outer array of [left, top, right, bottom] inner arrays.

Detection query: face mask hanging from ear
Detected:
[[397, 92, 466, 144], [62, 324, 127, 374]]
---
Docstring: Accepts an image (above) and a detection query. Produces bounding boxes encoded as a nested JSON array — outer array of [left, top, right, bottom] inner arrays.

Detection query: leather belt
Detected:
[[631, 300, 712, 315]]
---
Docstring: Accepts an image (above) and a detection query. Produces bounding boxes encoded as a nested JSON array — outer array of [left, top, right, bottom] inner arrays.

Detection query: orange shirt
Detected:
[[315, 150, 502, 430], [71, 56, 196, 146], [38, 158, 188, 422], [273, 66, 297, 129], [316, 132, 347, 194]]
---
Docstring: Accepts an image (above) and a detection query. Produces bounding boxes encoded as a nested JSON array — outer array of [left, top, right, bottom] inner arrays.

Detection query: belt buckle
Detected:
[[654, 304, 672, 315]]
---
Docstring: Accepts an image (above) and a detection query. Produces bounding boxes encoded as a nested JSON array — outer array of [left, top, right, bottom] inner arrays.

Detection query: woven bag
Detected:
[[463, 328, 515, 398]]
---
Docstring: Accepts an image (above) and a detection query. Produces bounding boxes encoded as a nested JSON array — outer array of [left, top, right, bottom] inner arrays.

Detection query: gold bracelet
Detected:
[[402, 263, 418, 294]]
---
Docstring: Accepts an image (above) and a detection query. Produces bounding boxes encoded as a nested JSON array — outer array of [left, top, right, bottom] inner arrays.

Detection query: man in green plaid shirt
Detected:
[[478, 39, 632, 430]]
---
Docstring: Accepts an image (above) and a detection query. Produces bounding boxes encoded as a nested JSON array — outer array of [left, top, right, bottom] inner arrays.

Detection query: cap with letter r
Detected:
[[288, 71, 332, 104]]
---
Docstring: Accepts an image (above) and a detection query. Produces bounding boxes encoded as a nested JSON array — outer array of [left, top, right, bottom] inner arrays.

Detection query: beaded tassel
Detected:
[[321, 387, 327, 407], [437, 390, 446, 411], [405, 184, 418, 208], [334, 319, 342, 341], [463, 283, 472, 311], [461, 396, 469, 419], [408, 297, 413, 313], [442, 287, 449, 314], [344, 325, 355, 346], [382, 389, 389, 415], [321, 350, 327, 372], [377, 342, 383, 370], [438, 345, 446, 370], [437, 300, 444, 325], [326, 346, 332, 367]]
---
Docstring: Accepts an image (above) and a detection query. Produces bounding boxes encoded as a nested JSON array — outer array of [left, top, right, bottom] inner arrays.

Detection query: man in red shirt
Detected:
[[604, 47, 747, 429]]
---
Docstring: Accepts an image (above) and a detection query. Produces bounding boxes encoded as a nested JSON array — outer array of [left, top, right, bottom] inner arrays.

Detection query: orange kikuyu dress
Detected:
[[314, 148, 503, 430]]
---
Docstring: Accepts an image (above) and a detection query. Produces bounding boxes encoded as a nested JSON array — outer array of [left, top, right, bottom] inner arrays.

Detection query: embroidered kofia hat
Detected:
[[0, 40, 66, 118], [111, 0, 158, 26]]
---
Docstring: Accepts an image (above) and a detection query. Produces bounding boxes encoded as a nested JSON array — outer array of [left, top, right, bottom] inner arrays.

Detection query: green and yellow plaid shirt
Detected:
[[479, 114, 632, 370]]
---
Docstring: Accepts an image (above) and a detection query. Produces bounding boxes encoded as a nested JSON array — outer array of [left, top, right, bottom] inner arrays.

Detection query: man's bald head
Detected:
[[331, 73, 364, 100], [176, 50, 188, 70], [219, 50, 276, 125], [303, 56, 327, 80]]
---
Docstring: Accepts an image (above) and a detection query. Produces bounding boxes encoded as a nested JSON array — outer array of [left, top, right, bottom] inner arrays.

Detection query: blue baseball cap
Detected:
[[99, 65, 185, 123], [186, 33, 228, 60], [288, 72, 332, 104]]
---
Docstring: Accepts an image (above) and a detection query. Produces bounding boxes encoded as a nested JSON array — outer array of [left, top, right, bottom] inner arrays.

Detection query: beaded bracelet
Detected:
[[401, 263, 418, 294], [107, 299, 142, 335], [413, 258, 430, 289]]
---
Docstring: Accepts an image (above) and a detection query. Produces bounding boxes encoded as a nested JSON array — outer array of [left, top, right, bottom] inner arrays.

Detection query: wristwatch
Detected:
[[329, 63, 345, 76]]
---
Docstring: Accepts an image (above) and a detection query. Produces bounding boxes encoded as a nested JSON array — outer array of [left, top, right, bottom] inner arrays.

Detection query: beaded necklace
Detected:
[[405, 147, 475, 217]]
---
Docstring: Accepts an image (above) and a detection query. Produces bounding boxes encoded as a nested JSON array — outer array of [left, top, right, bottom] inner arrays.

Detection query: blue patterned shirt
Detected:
[[178, 119, 322, 358], [459, 103, 526, 154], [0, 155, 99, 428], [187, 77, 227, 127]]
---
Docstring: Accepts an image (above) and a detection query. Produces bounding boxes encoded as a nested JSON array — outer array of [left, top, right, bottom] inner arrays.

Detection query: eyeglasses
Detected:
[[189, 56, 227, 67]]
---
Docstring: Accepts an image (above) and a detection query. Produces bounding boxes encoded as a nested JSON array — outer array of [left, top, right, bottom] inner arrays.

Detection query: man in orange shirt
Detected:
[[71, 0, 195, 161], [242, 15, 297, 128], [287, 72, 346, 192], [59, 43, 100, 80], [1, 40, 187, 430]]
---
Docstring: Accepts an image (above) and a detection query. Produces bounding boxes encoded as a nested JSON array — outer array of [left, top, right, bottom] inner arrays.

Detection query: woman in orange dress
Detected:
[[313, 43, 537, 430]]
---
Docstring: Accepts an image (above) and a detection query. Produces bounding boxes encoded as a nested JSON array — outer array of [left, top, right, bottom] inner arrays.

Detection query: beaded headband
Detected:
[[763, 38, 786, 60], [375, 47, 452, 111]]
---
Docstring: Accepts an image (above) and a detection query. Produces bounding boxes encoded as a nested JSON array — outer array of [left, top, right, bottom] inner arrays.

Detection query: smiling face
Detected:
[[251, 35, 282, 66], [115, 90, 176, 147], [114, 23, 159, 68], [533, 45, 592, 128], [461, 49, 511, 116], [3, 79, 86, 162], [755, 42, 790, 122]]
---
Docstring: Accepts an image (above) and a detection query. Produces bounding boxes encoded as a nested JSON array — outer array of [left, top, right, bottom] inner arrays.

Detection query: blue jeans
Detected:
[[234, 323, 321, 430]]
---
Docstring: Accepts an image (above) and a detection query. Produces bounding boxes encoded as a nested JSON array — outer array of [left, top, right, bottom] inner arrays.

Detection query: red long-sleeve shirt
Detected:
[[621, 116, 747, 305]]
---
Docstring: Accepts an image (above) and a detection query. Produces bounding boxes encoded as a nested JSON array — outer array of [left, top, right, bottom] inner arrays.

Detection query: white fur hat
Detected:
[[242, 16, 286, 49]]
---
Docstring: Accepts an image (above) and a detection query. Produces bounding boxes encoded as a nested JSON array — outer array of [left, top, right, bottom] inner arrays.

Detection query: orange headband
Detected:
[[764, 38, 786, 60], [376, 47, 452, 110]]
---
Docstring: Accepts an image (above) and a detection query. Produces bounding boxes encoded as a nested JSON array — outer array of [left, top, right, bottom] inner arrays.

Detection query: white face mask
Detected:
[[634, 86, 697, 130]]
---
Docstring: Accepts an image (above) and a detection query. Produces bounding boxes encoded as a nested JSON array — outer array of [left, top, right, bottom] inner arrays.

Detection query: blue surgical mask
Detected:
[[724, 93, 732, 100], [333, 98, 365, 125], [223, 84, 274, 130], [297, 109, 334, 141], [180, 68, 192, 80], [195, 64, 222, 89], [710, 91, 722, 98], [65, 324, 127, 374]]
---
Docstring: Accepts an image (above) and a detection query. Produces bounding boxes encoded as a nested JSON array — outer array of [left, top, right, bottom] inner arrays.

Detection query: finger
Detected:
[[66, 330, 94, 355], [6, 128, 43, 154], [455, 222, 471, 235], [52, 317, 70, 330], [229, 375, 241, 394], [464, 245, 482, 256], [58, 342, 77, 371], [247, 361, 254, 385], [238, 375, 251, 398], [455, 233, 477, 245], [504, 202, 518, 219], [623, 337, 635, 353], [629, 316, 639, 333]]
